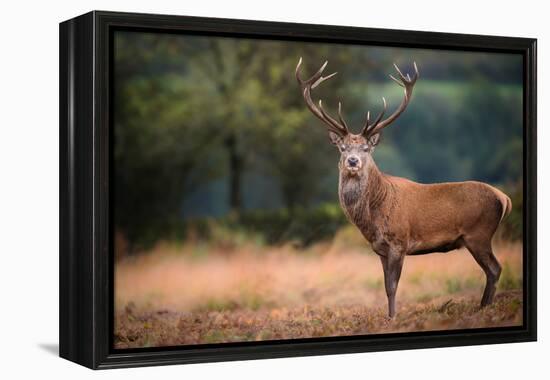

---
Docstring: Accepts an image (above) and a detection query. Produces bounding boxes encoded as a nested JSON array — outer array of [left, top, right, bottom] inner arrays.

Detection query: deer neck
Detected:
[[338, 158, 391, 234]]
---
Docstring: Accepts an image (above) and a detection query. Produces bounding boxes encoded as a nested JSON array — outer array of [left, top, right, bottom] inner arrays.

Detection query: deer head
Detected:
[[295, 58, 419, 176]]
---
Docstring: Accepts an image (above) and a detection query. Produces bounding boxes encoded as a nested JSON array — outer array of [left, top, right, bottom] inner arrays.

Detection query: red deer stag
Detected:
[[295, 58, 512, 318]]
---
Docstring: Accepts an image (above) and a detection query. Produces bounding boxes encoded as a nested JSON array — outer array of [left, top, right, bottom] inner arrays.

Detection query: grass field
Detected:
[[114, 227, 523, 348]]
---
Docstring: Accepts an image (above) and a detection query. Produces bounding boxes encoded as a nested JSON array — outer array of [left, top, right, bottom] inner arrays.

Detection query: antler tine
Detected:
[[337, 102, 350, 131], [361, 97, 387, 135], [389, 74, 405, 87], [312, 71, 338, 89], [369, 97, 387, 130], [318, 100, 348, 133], [393, 63, 407, 81], [295, 57, 304, 83], [297, 59, 419, 139], [295, 57, 321, 83], [364, 62, 420, 137], [295, 57, 328, 84], [309, 61, 329, 84], [295, 58, 349, 137], [296, 57, 331, 85], [392, 62, 419, 86]]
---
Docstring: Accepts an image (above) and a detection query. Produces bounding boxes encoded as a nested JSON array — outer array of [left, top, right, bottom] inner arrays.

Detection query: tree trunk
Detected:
[[225, 133, 243, 216], [282, 180, 299, 216]]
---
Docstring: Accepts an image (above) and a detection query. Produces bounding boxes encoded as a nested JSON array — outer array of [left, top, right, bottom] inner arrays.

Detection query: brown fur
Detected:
[[335, 134, 512, 317], [296, 59, 512, 317]]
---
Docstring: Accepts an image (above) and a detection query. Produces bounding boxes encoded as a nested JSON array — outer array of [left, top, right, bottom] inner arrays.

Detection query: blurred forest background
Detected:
[[113, 31, 524, 348], [114, 31, 523, 254]]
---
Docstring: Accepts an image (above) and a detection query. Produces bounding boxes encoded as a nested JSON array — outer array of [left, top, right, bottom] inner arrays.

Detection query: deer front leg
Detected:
[[379, 253, 405, 318]]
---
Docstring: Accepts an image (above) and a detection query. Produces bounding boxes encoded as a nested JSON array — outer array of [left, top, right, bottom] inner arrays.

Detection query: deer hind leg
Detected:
[[379, 254, 405, 318], [463, 237, 502, 307]]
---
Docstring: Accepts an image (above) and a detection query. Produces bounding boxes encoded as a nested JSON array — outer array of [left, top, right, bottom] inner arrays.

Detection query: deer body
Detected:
[[339, 158, 511, 256], [296, 58, 512, 317]]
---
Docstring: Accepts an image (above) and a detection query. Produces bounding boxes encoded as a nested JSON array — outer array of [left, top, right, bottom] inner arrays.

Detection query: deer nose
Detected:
[[347, 156, 359, 167]]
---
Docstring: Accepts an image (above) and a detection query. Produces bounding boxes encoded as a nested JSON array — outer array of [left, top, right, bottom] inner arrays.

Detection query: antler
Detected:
[[295, 58, 349, 137], [362, 62, 419, 138]]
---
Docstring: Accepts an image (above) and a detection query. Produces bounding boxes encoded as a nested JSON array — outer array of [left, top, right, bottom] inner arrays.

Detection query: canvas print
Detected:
[[113, 31, 523, 349]]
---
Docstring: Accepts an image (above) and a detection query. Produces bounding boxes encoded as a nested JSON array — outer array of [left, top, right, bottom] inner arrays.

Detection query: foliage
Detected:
[[185, 203, 348, 248], [498, 180, 523, 241], [113, 31, 524, 251], [499, 262, 523, 291]]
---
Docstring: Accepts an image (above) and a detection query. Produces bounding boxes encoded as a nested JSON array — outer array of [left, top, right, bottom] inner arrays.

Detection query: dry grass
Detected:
[[114, 227, 523, 348]]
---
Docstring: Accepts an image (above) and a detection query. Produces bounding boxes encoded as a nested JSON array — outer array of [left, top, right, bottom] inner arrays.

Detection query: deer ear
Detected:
[[328, 131, 344, 146], [369, 133, 381, 147]]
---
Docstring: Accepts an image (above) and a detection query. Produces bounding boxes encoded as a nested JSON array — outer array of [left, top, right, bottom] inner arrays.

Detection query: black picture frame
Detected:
[[59, 10, 537, 369]]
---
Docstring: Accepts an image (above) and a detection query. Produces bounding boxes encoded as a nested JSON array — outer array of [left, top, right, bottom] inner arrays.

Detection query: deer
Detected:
[[295, 58, 512, 318]]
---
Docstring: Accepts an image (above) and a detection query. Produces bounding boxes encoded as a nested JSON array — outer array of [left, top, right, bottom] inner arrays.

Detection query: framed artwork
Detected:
[[59, 11, 537, 369]]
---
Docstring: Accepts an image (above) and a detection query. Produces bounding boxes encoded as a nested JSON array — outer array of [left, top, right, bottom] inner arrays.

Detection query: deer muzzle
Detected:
[[345, 155, 362, 174]]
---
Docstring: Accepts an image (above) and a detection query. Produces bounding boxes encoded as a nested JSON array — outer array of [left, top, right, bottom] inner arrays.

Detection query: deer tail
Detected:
[[496, 190, 513, 223]]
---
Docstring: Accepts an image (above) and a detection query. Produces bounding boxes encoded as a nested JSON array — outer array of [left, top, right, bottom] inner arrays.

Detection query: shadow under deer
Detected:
[[296, 58, 512, 318]]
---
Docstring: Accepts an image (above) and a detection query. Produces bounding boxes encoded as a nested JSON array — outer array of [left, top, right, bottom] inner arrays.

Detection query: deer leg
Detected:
[[379, 254, 405, 318], [464, 239, 502, 307]]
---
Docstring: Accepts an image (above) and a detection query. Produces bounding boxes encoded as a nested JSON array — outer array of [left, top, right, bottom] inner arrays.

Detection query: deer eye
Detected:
[[362, 144, 370, 152], [339, 144, 347, 152]]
